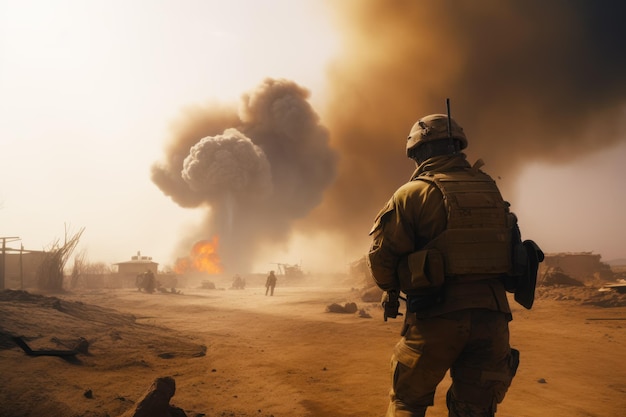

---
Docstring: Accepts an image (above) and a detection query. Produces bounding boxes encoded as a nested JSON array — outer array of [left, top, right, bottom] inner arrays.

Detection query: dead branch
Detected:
[[36, 226, 85, 291]]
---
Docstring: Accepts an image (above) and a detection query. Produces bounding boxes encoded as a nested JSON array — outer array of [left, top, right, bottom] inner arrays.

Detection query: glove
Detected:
[[381, 290, 403, 321]]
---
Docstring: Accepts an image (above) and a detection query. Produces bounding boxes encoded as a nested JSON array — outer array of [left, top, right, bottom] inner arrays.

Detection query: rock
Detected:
[[326, 302, 359, 314], [360, 286, 384, 302], [344, 302, 358, 314], [74, 337, 90, 354], [326, 303, 346, 313], [358, 309, 372, 318], [118, 376, 186, 417], [540, 267, 584, 287]]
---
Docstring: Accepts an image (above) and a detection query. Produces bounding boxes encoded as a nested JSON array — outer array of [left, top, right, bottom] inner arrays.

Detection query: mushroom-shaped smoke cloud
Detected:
[[152, 78, 337, 273], [181, 128, 272, 201]]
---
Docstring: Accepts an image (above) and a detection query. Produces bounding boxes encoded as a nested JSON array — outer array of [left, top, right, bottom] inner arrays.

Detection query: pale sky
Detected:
[[1, 0, 625, 274], [512, 140, 626, 262], [0, 0, 338, 271]]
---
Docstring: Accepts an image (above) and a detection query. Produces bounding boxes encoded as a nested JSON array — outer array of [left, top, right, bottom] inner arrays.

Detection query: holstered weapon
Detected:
[[514, 240, 544, 309]]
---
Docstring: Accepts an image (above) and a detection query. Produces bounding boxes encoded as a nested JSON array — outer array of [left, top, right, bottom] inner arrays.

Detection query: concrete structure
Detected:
[[539, 252, 613, 283]]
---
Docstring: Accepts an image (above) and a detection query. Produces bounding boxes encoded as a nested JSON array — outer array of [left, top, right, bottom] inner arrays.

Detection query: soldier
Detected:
[[265, 270, 277, 296], [144, 269, 156, 294], [232, 274, 244, 289], [367, 112, 542, 417]]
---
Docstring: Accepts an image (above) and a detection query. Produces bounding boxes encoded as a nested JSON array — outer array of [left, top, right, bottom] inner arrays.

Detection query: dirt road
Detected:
[[1, 284, 625, 416]]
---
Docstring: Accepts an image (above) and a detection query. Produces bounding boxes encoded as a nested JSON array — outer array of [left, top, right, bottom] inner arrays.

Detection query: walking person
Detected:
[[265, 270, 277, 296], [367, 111, 543, 417]]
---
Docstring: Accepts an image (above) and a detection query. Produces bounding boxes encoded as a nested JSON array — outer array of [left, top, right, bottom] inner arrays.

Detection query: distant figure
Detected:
[[136, 273, 145, 291], [265, 270, 277, 296], [232, 274, 245, 290], [144, 270, 156, 294]]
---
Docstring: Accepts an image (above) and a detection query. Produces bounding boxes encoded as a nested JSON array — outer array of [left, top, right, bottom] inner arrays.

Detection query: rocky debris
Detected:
[[51, 336, 90, 354], [539, 267, 584, 287], [601, 279, 626, 294], [118, 376, 187, 417], [359, 285, 384, 302], [201, 281, 216, 289], [326, 302, 358, 314], [358, 308, 372, 318], [536, 285, 626, 307]]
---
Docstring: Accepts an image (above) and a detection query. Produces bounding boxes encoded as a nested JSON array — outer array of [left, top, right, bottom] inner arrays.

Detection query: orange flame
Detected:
[[174, 236, 223, 274]]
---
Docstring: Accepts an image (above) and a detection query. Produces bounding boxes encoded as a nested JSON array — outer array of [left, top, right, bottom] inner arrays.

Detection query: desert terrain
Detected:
[[1, 277, 625, 417]]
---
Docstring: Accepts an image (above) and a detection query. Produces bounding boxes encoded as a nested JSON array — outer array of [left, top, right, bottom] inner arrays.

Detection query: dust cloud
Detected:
[[151, 78, 337, 273], [154, 2, 626, 273], [309, 0, 626, 251]]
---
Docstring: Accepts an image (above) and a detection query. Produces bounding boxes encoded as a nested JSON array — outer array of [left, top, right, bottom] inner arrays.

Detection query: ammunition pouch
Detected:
[[398, 249, 445, 294]]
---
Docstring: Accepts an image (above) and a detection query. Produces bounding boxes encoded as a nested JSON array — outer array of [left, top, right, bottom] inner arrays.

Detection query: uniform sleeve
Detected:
[[367, 182, 446, 292], [367, 193, 418, 291]]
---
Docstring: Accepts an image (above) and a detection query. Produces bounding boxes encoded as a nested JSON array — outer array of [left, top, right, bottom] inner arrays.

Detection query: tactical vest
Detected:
[[416, 169, 513, 277]]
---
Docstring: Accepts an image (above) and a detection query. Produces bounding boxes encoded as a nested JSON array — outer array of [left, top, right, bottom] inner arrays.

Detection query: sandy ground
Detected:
[[1, 279, 626, 417]]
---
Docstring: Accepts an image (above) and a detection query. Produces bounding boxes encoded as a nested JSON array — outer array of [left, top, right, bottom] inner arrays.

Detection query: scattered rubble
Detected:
[[360, 286, 384, 302], [539, 267, 585, 287], [536, 285, 626, 307], [200, 281, 216, 290], [326, 302, 358, 314]]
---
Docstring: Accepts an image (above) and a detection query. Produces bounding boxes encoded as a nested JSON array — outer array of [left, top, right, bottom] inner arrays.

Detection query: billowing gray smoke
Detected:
[[182, 129, 272, 202], [152, 78, 337, 273]]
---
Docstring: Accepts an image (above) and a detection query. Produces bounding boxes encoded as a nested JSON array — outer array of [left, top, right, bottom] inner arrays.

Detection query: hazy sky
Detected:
[[0, 0, 338, 272], [1, 0, 625, 274]]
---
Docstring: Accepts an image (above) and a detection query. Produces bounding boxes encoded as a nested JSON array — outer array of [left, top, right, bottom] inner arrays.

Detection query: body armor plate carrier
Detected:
[[417, 169, 513, 277]]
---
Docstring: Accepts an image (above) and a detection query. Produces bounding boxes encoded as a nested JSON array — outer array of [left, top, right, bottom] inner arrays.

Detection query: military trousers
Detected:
[[386, 309, 517, 417]]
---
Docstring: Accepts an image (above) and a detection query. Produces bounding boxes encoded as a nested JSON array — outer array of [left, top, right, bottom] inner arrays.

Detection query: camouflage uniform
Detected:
[[368, 154, 519, 417]]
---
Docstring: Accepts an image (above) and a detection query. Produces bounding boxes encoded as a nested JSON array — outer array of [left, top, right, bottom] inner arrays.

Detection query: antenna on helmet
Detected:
[[446, 98, 452, 139]]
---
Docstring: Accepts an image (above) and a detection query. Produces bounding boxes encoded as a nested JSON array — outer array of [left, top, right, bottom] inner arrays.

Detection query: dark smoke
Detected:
[[308, 0, 626, 257], [152, 78, 337, 273]]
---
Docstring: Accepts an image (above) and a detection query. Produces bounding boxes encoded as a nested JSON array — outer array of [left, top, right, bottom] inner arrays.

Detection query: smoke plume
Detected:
[[307, 0, 626, 258], [152, 79, 337, 273], [154, 1, 626, 272]]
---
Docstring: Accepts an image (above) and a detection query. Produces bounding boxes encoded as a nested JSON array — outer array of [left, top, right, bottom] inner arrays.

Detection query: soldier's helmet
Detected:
[[406, 114, 467, 157]]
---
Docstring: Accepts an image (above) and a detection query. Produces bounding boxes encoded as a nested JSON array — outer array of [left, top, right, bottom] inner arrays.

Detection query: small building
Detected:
[[114, 251, 159, 287], [115, 251, 158, 275]]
